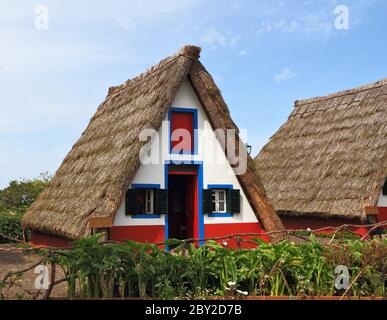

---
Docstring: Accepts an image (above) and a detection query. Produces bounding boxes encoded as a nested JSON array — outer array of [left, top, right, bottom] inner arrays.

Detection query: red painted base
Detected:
[[281, 216, 369, 237], [30, 231, 70, 248], [205, 223, 270, 249], [111, 225, 165, 244], [31, 210, 386, 248], [378, 207, 387, 229], [110, 223, 268, 248]]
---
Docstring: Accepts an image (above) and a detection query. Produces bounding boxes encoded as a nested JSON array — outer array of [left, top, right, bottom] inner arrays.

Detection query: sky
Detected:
[[0, 0, 386, 188]]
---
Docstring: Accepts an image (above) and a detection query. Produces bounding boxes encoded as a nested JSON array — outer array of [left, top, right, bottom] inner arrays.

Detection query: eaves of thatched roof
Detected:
[[255, 78, 387, 220], [22, 45, 285, 241]]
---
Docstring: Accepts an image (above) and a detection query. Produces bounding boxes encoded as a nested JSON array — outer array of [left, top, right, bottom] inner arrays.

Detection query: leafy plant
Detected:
[[42, 236, 386, 299]]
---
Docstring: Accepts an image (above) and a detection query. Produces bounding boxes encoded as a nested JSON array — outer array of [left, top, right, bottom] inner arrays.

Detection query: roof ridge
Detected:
[[108, 45, 201, 97], [295, 77, 387, 107]]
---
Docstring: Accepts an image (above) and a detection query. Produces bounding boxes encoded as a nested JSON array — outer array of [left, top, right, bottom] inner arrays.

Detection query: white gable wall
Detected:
[[113, 79, 258, 227], [377, 191, 387, 207]]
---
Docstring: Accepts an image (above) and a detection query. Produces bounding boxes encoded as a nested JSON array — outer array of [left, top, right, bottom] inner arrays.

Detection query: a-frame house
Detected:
[[23, 45, 285, 247]]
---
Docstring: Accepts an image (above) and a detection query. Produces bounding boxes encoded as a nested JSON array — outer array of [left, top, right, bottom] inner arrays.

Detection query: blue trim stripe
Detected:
[[164, 163, 169, 251], [132, 215, 161, 219], [165, 160, 203, 165], [168, 107, 198, 155], [198, 163, 204, 246], [131, 184, 161, 189], [208, 213, 234, 218], [165, 160, 202, 165], [207, 184, 234, 190], [163, 160, 204, 247]]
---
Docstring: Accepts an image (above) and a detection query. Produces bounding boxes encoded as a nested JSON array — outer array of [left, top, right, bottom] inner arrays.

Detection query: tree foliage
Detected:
[[0, 172, 51, 242], [0, 172, 51, 214]]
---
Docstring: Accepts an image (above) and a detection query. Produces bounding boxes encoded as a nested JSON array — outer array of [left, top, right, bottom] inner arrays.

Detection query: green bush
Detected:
[[0, 172, 50, 243], [0, 211, 25, 243], [0, 172, 51, 214], [46, 236, 387, 299]]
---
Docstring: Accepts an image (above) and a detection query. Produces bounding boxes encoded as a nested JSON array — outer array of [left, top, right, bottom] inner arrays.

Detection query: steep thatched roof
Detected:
[[23, 45, 285, 241], [255, 78, 387, 220]]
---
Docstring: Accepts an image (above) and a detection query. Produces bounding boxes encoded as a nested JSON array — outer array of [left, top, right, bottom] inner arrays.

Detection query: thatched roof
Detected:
[[23, 45, 285, 241], [255, 78, 387, 220]]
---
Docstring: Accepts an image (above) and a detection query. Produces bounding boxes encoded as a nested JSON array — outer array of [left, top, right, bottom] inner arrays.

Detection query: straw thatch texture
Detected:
[[23, 45, 284, 240], [255, 78, 387, 220]]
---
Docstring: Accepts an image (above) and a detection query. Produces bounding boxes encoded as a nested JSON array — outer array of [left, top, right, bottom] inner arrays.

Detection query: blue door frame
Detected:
[[164, 160, 204, 247]]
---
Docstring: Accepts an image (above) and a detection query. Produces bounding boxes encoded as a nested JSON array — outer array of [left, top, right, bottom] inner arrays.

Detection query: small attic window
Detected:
[[383, 179, 387, 196]]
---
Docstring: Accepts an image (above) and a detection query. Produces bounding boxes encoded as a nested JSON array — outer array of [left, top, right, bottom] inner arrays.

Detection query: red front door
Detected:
[[168, 172, 197, 240]]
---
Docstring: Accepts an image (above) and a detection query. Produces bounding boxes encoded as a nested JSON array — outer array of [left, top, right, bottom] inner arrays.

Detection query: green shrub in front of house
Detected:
[[45, 235, 387, 299]]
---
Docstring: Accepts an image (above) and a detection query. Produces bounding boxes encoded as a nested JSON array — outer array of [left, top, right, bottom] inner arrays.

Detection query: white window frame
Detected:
[[211, 189, 227, 213], [145, 189, 154, 214]]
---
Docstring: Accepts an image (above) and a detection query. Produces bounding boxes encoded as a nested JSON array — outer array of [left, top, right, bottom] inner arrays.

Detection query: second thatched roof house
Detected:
[[22, 45, 285, 248], [255, 78, 387, 235]]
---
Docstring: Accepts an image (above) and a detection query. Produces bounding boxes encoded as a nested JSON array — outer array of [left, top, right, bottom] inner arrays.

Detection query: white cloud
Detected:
[[301, 12, 334, 37], [256, 4, 339, 39], [274, 67, 299, 82], [237, 49, 247, 57], [257, 19, 298, 34], [201, 28, 241, 49]]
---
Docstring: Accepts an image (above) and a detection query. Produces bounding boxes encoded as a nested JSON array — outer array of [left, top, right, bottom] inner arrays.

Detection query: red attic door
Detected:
[[170, 111, 194, 153]]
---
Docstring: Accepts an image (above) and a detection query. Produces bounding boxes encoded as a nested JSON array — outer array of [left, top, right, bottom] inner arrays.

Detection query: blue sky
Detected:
[[1, 0, 386, 187]]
